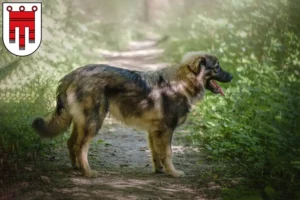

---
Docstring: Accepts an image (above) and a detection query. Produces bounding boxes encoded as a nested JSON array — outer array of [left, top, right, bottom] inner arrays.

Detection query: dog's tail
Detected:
[[32, 93, 72, 138]]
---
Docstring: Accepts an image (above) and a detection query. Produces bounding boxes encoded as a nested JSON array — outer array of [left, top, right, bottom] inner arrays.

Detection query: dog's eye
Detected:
[[214, 65, 220, 72]]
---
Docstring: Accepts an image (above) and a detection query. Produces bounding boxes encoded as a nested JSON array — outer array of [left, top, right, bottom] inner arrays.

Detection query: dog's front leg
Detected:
[[148, 132, 164, 173], [150, 129, 185, 177]]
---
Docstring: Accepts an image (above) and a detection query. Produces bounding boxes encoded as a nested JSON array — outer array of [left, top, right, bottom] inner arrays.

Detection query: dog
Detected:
[[32, 52, 233, 177]]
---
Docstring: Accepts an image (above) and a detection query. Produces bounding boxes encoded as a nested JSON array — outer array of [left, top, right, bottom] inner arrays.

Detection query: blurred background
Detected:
[[1, 0, 300, 199]]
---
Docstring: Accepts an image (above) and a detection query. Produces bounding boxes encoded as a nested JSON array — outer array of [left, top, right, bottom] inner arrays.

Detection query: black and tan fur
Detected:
[[32, 52, 233, 177]]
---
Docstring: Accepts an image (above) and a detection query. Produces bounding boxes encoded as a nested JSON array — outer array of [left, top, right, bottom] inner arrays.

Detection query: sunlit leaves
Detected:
[[160, 0, 300, 198]]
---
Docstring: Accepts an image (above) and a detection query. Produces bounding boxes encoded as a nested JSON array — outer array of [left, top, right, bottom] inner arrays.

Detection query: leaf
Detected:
[[206, 121, 216, 127], [275, 113, 281, 121], [97, 139, 104, 144], [264, 186, 276, 200], [104, 142, 112, 146]]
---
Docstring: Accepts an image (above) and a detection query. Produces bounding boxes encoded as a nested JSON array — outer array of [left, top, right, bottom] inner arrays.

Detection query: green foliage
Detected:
[[0, 80, 55, 153], [0, 0, 84, 155], [222, 187, 263, 200], [160, 0, 300, 198], [189, 61, 300, 198]]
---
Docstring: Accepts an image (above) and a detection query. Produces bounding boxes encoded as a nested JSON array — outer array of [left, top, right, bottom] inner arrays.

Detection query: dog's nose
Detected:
[[228, 74, 233, 81]]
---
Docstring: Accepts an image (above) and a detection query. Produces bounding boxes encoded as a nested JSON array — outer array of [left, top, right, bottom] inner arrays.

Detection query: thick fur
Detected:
[[32, 52, 232, 177]]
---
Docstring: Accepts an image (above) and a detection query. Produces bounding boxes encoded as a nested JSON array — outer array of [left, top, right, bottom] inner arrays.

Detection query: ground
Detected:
[[1, 121, 221, 200], [0, 36, 222, 200]]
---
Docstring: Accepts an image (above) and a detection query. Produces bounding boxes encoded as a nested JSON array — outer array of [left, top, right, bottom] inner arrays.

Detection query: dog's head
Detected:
[[181, 52, 233, 96]]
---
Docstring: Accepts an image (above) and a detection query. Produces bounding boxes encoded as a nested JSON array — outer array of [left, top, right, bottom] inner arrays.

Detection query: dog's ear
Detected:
[[187, 56, 206, 75]]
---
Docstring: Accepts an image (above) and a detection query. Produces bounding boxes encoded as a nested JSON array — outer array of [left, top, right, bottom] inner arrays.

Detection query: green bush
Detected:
[[0, 76, 58, 153], [160, 0, 300, 198]]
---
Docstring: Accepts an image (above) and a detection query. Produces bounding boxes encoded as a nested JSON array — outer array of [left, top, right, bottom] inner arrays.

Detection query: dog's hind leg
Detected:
[[151, 129, 185, 177], [67, 123, 79, 169], [77, 125, 97, 177], [75, 96, 108, 177], [74, 117, 101, 177]]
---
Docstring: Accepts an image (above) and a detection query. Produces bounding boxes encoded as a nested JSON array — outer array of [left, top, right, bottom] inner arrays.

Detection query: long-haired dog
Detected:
[[32, 52, 233, 177]]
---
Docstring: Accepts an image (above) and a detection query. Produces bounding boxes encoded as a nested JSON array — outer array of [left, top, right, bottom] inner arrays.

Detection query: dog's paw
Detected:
[[84, 170, 99, 178], [169, 170, 185, 178]]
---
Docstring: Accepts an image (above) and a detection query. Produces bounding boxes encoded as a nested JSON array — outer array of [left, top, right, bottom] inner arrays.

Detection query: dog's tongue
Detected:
[[211, 80, 225, 96]]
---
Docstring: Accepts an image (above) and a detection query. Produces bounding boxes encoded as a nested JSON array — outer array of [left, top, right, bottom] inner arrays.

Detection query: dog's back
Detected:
[[32, 64, 177, 136]]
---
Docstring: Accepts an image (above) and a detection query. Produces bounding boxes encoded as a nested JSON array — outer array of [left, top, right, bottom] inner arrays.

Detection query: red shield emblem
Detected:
[[2, 2, 42, 56]]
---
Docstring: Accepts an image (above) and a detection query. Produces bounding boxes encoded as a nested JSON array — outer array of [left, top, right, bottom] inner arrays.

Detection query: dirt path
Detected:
[[6, 123, 220, 200], [1, 37, 221, 200]]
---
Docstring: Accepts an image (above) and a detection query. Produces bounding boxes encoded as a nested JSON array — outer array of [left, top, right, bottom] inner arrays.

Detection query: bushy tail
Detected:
[[32, 95, 72, 138]]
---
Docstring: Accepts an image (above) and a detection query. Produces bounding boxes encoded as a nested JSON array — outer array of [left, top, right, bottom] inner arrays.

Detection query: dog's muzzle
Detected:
[[205, 69, 233, 96]]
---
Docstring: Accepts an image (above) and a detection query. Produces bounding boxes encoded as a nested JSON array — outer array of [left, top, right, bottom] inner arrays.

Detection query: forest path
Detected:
[[3, 36, 221, 200]]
